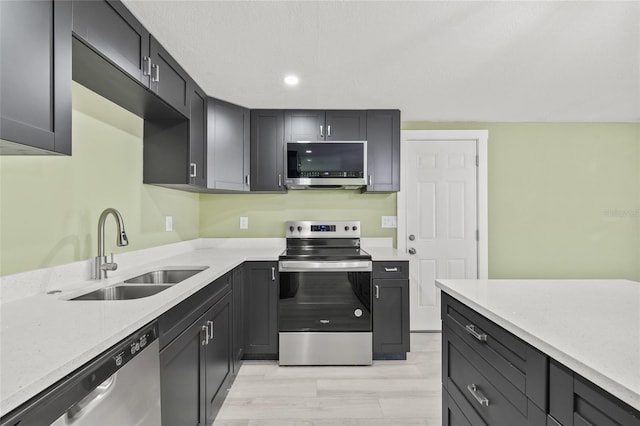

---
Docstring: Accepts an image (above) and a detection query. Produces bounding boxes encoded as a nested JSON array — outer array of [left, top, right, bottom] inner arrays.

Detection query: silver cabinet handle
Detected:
[[319, 125, 324, 137], [271, 266, 276, 281], [278, 174, 282, 187], [143, 56, 151, 76], [384, 267, 398, 272], [151, 64, 160, 83], [245, 174, 250, 187], [408, 248, 416, 255], [368, 175, 373, 186], [190, 162, 197, 178], [467, 384, 489, 406], [327, 125, 331, 137], [375, 284, 380, 299], [201, 324, 209, 346], [207, 320, 214, 340], [465, 324, 488, 342]]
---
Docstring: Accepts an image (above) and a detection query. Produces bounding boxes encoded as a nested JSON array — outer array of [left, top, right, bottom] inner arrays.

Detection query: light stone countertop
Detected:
[[436, 279, 640, 410], [0, 239, 408, 417]]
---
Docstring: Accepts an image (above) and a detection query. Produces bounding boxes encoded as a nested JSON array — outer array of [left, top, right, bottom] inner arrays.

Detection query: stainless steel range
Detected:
[[278, 220, 372, 366]]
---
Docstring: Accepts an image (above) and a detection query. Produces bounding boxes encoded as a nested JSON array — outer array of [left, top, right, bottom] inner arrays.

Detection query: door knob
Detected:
[[408, 234, 415, 241], [408, 247, 417, 255]]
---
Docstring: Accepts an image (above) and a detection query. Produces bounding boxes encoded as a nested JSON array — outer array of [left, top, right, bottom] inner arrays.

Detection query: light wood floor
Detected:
[[213, 333, 442, 426]]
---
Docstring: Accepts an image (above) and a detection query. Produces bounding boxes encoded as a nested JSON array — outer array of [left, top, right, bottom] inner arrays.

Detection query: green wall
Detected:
[[404, 122, 640, 280], [199, 191, 397, 242], [1, 85, 638, 282], [0, 83, 200, 276]]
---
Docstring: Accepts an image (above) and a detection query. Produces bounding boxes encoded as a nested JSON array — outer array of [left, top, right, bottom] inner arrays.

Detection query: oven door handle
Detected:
[[278, 260, 372, 272]]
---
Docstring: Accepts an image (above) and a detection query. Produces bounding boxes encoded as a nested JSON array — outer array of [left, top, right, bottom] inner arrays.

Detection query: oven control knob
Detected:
[[297, 226, 303, 232], [354, 308, 363, 318], [352, 226, 358, 231], [289, 226, 294, 232], [344, 226, 349, 231]]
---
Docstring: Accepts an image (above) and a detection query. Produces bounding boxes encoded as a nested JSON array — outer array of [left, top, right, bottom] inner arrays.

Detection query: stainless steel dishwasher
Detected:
[[1, 323, 162, 426]]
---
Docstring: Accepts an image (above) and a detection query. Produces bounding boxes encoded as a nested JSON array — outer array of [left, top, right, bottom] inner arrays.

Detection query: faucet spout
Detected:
[[95, 208, 129, 279]]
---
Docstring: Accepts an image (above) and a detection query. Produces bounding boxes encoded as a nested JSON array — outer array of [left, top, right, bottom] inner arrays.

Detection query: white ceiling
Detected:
[[121, 0, 640, 122]]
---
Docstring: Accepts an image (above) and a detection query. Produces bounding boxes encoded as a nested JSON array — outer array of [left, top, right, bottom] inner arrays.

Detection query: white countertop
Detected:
[[436, 279, 640, 410], [0, 239, 408, 416]]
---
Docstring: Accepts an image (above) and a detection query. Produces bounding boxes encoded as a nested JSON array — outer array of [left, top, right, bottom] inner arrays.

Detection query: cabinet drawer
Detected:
[[372, 261, 409, 279], [446, 326, 529, 423], [442, 293, 547, 410]]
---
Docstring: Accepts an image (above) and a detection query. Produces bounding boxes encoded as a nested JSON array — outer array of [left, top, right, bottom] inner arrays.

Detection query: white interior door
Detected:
[[405, 140, 478, 331]]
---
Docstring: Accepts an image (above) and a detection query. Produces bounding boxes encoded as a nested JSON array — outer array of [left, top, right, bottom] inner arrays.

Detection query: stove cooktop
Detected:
[[279, 247, 371, 261]]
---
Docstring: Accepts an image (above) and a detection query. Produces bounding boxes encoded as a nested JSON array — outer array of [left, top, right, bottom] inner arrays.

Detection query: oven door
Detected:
[[278, 266, 372, 333]]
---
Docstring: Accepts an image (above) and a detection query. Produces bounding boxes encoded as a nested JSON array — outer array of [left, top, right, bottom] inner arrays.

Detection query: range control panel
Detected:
[[285, 221, 361, 238]]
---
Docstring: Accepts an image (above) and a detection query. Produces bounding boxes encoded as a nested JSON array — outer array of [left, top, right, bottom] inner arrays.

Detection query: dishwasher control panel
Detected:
[[83, 323, 158, 389]]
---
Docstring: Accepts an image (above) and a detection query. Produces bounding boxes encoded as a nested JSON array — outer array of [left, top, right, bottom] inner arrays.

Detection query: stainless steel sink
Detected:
[[123, 268, 207, 284], [71, 285, 172, 301]]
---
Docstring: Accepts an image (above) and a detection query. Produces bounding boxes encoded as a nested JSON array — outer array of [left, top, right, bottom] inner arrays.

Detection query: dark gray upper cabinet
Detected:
[[250, 110, 286, 192], [189, 82, 207, 188], [72, 0, 149, 87], [243, 262, 279, 358], [284, 110, 366, 141], [372, 261, 410, 358], [0, 0, 72, 155], [364, 110, 401, 192], [73, 1, 190, 118], [149, 35, 190, 117], [207, 99, 250, 191]]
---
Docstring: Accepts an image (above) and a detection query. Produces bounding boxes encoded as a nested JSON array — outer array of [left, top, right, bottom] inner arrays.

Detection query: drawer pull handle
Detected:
[[465, 324, 488, 341], [384, 267, 398, 272], [467, 384, 489, 406]]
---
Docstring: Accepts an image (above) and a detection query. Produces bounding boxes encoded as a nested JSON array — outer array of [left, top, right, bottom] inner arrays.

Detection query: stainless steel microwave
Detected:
[[284, 141, 367, 189]]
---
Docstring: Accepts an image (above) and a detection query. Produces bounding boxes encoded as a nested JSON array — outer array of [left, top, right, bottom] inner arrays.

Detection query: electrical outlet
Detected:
[[240, 216, 249, 229], [381, 216, 397, 228], [165, 216, 173, 232]]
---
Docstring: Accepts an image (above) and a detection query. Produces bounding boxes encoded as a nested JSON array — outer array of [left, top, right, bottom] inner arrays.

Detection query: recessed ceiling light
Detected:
[[284, 75, 299, 86]]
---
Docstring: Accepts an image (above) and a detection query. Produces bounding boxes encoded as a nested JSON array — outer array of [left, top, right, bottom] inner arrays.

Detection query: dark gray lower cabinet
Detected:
[[0, 0, 71, 155], [232, 266, 244, 373], [160, 287, 232, 426], [549, 360, 640, 426], [243, 262, 279, 358], [372, 261, 410, 359], [442, 292, 640, 426]]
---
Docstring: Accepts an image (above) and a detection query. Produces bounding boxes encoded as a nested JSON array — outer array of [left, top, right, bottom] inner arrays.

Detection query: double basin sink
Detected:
[[71, 268, 208, 301]]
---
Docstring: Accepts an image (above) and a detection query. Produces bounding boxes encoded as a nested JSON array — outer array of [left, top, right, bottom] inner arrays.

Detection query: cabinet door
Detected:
[[0, 0, 71, 155], [204, 294, 232, 424], [208, 99, 250, 191], [325, 110, 367, 141], [244, 262, 279, 356], [160, 310, 208, 426], [250, 110, 286, 192], [232, 266, 245, 372], [284, 110, 324, 141], [189, 82, 207, 187], [364, 110, 400, 192], [372, 279, 410, 355], [72, 0, 149, 87], [149, 35, 189, 117]]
